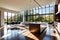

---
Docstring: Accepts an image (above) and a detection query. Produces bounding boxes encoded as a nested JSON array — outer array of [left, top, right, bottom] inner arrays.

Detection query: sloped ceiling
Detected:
[[0, 0, 56, 11]]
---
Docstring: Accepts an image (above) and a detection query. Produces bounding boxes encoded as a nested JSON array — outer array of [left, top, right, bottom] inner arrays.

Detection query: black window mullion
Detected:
[[41, 7, 43, 22], [11, 12, 12, 22], [32, 9, 34, 22], [36, 7, 39, 22], [49, 5, 50, 22], [45, 6, 46, 22], [34, 8, 36, 22], [7, 12, 8, 24]]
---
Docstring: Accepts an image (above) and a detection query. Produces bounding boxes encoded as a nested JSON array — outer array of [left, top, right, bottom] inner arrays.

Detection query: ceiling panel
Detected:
[[0, 0, 56, 11]]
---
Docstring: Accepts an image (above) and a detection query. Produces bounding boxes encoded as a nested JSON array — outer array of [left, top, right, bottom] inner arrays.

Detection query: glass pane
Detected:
[[31, 9, 33, 14], [39, 15, 44, 22], [20, 14, 23, 22], [46, 5, 49, 7], [25, 10, 28, 15], [46, 7, 49, 14], [50, 4, 54, 7], [49, 14, 54, 22], [12, 13, 15, 22], [39, 7, 41, 8], [17, 13, 20, 22], [42, 8, 45, 14], [8, 12, 11, 18], [50, 6, 54, 13], [45, 14, 54, 22], [15, 14, 17, 21], [35, 7, 38, 14], [29, 9, 32, 15], [12, 13, 15, 16], [33, 8, 35, 14], [34, 15, 39, 22], [8, 12, 11, 22], [42, 6, 45, 8], [28, 16, 32, 22], [39, 8, 41, 14], [27, 16, 29, 21], [4, 12, 7, 19], [45, 15, 50, 22], [42, 15, 46, 22]]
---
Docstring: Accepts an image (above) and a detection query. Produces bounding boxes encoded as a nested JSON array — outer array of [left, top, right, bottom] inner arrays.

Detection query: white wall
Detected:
[[1, 10, 4, 26], [0, 7, 20, 26]]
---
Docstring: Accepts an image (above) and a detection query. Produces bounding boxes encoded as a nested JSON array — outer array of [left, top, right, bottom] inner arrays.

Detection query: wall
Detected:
[[0, 7, 20, 39]]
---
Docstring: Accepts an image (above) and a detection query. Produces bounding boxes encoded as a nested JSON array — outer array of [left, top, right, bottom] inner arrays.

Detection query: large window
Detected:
[[25, 4, 54, 22], [4, 12, 23, 24]]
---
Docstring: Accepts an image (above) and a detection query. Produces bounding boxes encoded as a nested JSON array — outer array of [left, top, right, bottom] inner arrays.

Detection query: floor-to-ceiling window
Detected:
[[4, 4, 54, 23], [25, 4, 54, 22], [4, 12, 23, 24]]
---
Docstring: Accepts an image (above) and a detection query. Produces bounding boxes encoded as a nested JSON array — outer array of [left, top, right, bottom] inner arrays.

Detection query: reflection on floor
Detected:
[[3, 25, 26, 40], [43, 27, 57, 40], [4, 29, 26, 40], [2, 24, 57, 40], [3, 25, 39, 40]]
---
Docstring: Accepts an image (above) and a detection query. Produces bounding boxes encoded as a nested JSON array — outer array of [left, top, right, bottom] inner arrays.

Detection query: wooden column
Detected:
[[54, 5, 58, 13], [54, 4, 58, 21], [54, 0, 60, 21]]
